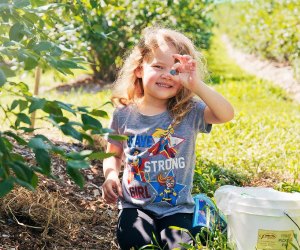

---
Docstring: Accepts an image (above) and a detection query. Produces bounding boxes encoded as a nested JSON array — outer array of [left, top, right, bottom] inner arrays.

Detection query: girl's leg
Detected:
[[117, 208, 160, 250], [157, 213, 194, 249]]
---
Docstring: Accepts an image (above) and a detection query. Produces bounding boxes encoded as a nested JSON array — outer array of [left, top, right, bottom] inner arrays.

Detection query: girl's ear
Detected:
[[134, 66, 143, 78]]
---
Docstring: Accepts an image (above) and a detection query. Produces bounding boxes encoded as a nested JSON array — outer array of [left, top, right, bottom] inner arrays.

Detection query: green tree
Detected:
[[0, 0, 122, 197], [60, 0, 215, 82], [215, 0, 300, 80]]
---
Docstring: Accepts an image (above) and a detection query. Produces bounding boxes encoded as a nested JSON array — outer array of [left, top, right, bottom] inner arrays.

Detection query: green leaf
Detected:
[[10, 162, 28, 181], [4, 41, 17, 47], [100, 128, 114, 134], [31, 0, 48, 7], [48, 58, 75, 75], [90, 0, 97, 9], [33, 41, 53, 53], [18, 99, 28, 111], [92, 24, 103, 33], [0, 1, 9, 6], [12, 82, 30, 96], [0, 178, 14, 198], [81, 114, 102, 129], [90, 109, 109, 118], [0, 68, 6, 87], [13, 161, 38, 188], [88, 152, 114, 160], [43, 102, 63, 116], [167, 0, 173, 7], [10, 100, 19, 111], [23, 12, 40, 24], [60, 123, 83, 141], [57, 60, 80, 69], [18, 127, 35, 133], [24, 56, 39, 70], [108, 134, 128, 141], [0, 136, 12, 153], [78, 106, 89, 112], [178, 243, 194, 249], [29, 98, 46, 113], [68, 121, 83, 127], [10, 153, 25, 161], [56, 101, 76, 115], [13, 177, 35, 191], [48, 114, 69, 124], [81, 133, 94, 145], [0, 65, 15, 78], [9, 23, 25, 42], [34, 148, 51, 175], [4, 131, 27, 145], [67, 167, 85, 188], [168, 226, 190, 233], [67, 160, 89, 169], [48, 144, 64, 154], [50, 45, 62, 57], [31, 173, 38, 188], [90, 128, 105, 134], [13, 0, 30, 8], [16, 113, 31, 125], [66, 150, 93, 160], [0, 167, 6, 178], [28, 137, 50, 150], [32, 134, 52, 143], [26, 38, 37, 49]]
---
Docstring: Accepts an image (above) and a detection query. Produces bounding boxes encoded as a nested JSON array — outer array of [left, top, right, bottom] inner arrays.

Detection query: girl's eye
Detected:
[[153, 65, 163, 69]]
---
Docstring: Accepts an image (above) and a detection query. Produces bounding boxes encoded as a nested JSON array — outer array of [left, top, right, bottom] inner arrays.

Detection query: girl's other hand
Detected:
[[102, 170, 123, 204], [169, 54, 199, 91]]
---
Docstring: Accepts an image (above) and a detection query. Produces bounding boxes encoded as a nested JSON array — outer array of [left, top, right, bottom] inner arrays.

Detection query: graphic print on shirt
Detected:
[[148, 124, 184, 158], [126, 124, 186, 203], [149, 170, 185, 206], [127, 148, 148, 184]]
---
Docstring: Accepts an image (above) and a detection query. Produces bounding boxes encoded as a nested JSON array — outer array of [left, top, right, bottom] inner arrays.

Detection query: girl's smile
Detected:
[[156, 82, 173, 88]]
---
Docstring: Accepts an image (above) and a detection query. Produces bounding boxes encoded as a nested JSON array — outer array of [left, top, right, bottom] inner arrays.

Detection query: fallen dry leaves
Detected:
[[0, 140, 119, 249]]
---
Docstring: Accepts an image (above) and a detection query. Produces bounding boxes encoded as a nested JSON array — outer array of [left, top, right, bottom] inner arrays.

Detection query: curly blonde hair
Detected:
[[111, 26, 207, 127]]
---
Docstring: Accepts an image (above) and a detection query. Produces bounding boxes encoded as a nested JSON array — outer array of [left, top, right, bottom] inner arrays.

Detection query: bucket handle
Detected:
[[284, 211, 300, 232], [284, 211, 300, 248]]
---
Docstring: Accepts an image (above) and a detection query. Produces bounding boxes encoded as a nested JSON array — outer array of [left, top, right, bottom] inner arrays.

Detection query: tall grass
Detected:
[[195, 31, 300, 194]]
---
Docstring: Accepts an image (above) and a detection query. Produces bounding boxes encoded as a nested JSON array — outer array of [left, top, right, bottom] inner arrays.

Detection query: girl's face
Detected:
[[135, 41, 182, 104]]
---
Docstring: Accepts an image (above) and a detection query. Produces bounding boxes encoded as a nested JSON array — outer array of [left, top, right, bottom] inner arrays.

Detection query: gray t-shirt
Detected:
[[107, 100, 212, 218]]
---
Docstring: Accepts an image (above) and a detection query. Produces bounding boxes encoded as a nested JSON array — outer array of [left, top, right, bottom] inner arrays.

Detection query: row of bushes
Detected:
[[0, 0, 215, 196], [61, 0, 215, 82], [215, 0, 300, 80]]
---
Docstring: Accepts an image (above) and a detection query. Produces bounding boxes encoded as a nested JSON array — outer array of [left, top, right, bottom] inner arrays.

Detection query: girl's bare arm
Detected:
[[193, 81, 234, 124], [102, 142, 124, 203]]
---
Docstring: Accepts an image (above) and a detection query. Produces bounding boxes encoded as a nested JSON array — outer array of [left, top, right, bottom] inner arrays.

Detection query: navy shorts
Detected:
[[117, 208, 203, 250]]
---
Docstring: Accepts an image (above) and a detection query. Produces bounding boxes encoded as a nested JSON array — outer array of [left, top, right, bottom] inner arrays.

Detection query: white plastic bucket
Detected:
[[214, 185, 300, 250]]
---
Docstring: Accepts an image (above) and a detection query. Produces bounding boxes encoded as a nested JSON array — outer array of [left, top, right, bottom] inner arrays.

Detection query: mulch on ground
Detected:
[[0, 140, 119, 250]]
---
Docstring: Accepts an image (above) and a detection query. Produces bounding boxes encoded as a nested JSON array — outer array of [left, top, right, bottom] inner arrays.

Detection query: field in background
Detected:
[[194, 32, 300, 195]]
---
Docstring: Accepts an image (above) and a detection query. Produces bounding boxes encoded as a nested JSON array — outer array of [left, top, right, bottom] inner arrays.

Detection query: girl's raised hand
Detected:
[[169, 54, 199, 91]]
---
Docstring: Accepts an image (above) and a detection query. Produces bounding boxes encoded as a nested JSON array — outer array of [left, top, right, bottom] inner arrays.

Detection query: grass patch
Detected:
[[0, 86, 113, 143], [195, 31, 300, 194]]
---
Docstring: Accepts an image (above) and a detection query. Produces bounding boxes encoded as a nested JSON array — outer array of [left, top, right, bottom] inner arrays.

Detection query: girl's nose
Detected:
[[161, 71, 173, 79]]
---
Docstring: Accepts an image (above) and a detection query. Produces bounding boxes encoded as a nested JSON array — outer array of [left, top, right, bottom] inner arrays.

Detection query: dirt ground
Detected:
[[0, 137, 293, 250], [222, 34, 300, 103], [0, 140, 119, 250]]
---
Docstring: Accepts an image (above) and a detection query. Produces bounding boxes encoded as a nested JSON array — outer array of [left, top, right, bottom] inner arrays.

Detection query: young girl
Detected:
[[102, 27, 234, 249]]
